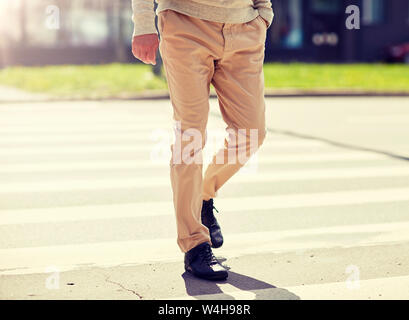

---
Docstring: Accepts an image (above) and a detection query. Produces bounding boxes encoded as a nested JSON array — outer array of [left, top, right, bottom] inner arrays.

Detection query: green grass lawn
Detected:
[[0, 64, 168, 99], [0, 63, 408, 99], [263, 64, 409, 91]]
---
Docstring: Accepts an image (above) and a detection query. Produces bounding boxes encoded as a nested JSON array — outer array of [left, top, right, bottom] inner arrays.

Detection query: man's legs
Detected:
[[203, 16, 267, 201], [158, 10, 266, 281]]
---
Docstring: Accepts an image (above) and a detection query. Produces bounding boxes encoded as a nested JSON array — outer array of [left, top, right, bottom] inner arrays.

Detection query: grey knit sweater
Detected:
[[131, 0, 274, 36]]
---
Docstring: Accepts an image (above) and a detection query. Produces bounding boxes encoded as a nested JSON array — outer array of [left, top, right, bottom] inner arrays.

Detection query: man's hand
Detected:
[[132, 33, 159, 65]]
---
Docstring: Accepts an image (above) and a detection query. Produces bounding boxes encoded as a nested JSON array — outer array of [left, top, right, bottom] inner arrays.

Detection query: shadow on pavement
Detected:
[[182, 271, 300, 300]]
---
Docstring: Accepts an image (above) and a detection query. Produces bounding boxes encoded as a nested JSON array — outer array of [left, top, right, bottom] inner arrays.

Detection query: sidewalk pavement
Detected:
[[0, 85, 50, 103], [1, 86, 409, 104]]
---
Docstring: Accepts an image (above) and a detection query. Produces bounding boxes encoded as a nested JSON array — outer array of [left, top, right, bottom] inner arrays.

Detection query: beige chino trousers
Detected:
[[158, 9, 267, 253]]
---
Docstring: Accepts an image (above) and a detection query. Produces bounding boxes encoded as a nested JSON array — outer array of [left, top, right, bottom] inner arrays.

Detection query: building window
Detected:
[[270, 0, 303, 49], [310, 0, 342, 14], [362, 0, 384, 25]]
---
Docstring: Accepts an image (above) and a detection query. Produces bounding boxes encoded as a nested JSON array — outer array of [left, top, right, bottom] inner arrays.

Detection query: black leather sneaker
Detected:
[[201, 199, 224, 248], [184, 242, 228, 281]]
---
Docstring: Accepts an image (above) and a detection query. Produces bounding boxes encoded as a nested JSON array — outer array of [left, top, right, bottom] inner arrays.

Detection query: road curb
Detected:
[[1, 89, 409, 104]]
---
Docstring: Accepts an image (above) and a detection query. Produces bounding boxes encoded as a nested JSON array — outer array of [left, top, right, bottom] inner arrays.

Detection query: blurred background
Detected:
[[0, 0, 408, 99], [1, 0, 409, 66]]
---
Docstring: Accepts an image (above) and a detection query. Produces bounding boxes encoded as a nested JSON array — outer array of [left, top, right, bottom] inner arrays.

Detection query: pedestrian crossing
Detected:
[[2, 166, 409, 193], [0, 100, 409, 300], [0, 140, 331, 157], [1, 221, 409, 276], [0, 152, 387, 173], [1, 188, 409, 225]]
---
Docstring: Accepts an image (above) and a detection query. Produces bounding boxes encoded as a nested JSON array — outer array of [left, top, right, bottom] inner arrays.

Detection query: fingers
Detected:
[[132, 45, 149, 64], [139, 48, 156, 65], [146, 48, 156, 65], [137, 48, 149, 64], [132, 34, 159, 65]]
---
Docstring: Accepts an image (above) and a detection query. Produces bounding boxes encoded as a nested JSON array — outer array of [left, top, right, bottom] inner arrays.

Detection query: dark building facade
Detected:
[[266, 0, 409, 62], [1, 0, 408, 66]]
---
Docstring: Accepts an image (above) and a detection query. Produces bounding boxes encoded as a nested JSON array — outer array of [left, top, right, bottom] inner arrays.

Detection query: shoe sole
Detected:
[[185, 266, 228, 281]]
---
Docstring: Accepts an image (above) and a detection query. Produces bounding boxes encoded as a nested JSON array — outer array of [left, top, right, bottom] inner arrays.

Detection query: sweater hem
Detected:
[[157, 0, 260, 25]]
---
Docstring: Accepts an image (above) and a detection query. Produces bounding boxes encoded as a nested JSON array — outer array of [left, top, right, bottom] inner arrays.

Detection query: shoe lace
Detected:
[[199, 245, 218, 265]]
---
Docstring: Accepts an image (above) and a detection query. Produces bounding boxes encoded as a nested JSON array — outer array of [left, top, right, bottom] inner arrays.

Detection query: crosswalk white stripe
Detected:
[[0, 140, 327, 156], [0, 145, 163, 155], [0, 133, 170, 144], [0, 124, 232, 140], [348, 114, 409, 124], [0, 118, 173, 126], [1, 188, 409, 225], [168, 275, 409, 300], [0, 152, 386, 173], [0, 127, 172, 136], [1, 221, 408, 275], [0, 113, 172, 120], [1, 167, 408, 194], [0, 133, 295, 145], [0, 123, 173, 133], [229, 165, 409, 183]]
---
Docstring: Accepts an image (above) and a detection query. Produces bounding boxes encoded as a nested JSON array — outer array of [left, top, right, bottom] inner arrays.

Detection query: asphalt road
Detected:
[[0, 97, 409, 300]]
